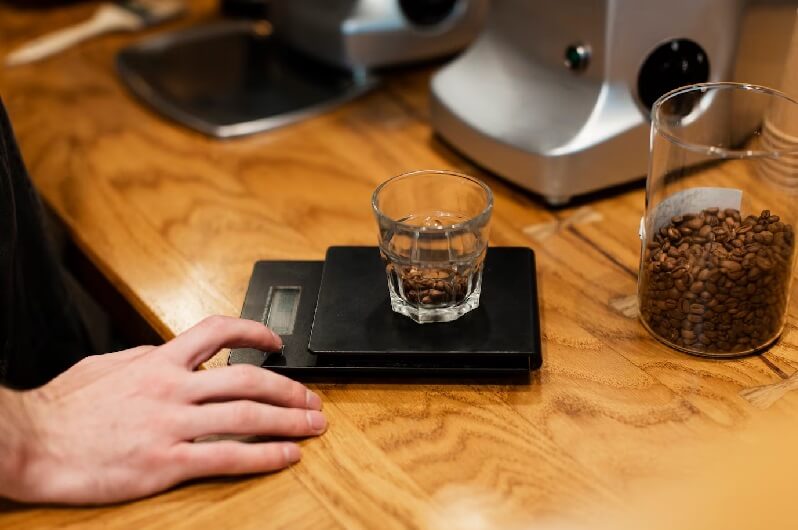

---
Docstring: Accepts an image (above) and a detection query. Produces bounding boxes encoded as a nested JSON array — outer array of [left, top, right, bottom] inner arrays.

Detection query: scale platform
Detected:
[[229, 246, 542, 379]]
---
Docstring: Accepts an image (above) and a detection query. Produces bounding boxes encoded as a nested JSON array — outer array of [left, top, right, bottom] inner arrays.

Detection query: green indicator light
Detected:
[[564, 44, 591, 72]]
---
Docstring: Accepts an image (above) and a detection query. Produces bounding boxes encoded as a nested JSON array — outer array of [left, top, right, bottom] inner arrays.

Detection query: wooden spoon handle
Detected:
[[5, 5, 140, 67]]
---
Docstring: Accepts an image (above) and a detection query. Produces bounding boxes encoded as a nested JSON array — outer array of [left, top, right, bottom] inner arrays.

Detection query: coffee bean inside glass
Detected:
[[372, 170, 493, 323]]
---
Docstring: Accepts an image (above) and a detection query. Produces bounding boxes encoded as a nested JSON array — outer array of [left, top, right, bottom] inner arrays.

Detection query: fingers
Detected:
[[171, 441, 301, 482], [183, 400, 327, 440], [159, 316, 283, 369], [185, 365, 322, 410]]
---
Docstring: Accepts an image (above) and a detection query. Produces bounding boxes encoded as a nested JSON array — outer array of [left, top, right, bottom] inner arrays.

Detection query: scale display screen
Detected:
[[264, 286, 301, 335]]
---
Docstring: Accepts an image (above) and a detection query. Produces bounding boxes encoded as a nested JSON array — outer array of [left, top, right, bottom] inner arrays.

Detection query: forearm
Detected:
[[0, 386, 38, 502]]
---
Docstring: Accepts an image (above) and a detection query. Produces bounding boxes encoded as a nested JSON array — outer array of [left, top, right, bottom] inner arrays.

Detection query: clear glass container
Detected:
[[638, 82, 798, 357], [372, 169, 493, 324]]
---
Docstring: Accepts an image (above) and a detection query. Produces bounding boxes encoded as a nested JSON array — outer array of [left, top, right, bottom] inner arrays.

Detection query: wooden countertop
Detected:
[[3, 2, 798, 528]]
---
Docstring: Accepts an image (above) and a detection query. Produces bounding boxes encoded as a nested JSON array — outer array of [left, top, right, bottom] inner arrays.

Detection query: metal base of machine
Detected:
[[429, 0, 763, 205], [430, 86, 648, 206], [116, 21, 377, 138]]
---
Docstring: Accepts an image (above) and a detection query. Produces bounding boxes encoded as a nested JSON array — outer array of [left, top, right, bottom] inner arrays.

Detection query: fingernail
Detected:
[[306, 410, 327, 433], [305, 390, 322, 411], [282, 443, 301, 465], [271, 330, 283, 348]]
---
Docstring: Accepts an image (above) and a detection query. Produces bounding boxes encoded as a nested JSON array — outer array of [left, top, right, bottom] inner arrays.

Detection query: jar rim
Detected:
[[652, 82, 798, 159]]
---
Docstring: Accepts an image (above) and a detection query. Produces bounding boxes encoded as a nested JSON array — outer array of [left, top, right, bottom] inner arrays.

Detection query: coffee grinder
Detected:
[[430, 0, 796, 205]]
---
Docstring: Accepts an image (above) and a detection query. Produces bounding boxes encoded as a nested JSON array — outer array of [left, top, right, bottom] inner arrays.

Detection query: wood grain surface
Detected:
[[3, 1, 798, 528]]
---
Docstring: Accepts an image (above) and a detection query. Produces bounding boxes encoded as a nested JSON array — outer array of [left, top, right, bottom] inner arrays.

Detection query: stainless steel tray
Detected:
[[117, 21, 378, 138]]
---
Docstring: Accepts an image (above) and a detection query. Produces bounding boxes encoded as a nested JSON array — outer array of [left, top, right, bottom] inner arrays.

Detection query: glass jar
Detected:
[[638, 82, 798, 357]]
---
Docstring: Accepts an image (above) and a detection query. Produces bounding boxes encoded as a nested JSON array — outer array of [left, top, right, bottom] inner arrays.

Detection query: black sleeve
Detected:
[[0, 97, 92, 389]]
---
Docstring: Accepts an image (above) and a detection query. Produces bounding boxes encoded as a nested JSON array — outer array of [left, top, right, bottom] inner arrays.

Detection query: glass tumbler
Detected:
[[638, 82, 798, 358], [372, 170, 493, 324]]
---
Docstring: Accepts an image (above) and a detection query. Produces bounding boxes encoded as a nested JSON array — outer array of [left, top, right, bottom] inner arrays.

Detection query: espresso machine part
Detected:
[[270, 0, 489, 71], [430, 0, 766, 205], [117, 21, 379, 138], [117, 1, 487, 137]]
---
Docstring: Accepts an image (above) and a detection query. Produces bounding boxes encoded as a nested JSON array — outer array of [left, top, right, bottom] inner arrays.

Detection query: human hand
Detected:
[[5, 316, 326, 505]]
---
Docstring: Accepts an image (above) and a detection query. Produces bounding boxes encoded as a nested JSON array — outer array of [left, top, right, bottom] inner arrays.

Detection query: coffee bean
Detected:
[[755, 256, 773, 270], [690, 281, 704, 293], [720, 260, 741, 272], [685, 217, 704, 230], [664, 299, 678, 310], [640, 207, 793, 355]]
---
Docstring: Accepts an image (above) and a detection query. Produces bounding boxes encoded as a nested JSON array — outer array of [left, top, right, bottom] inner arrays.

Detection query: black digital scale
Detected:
[[229, 247, 542, 379]]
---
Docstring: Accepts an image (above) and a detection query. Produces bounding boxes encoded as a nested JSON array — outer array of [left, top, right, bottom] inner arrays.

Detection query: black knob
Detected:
[[637, 39, 710, 111], [399, 0, 459, 27]]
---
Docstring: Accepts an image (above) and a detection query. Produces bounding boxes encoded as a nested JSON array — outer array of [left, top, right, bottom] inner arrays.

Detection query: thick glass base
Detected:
[[389, 287, 482, 323], [639, 316, 780, 359]]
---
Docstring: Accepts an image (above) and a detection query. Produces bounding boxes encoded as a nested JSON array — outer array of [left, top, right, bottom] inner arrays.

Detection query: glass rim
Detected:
[[371, 169, 494, 232], [652, 81, 798, 159]]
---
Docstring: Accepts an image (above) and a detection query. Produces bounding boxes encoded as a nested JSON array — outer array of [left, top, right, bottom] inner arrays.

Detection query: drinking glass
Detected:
[[638, 82, 798, 357], [372, 169, 493, 323]]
